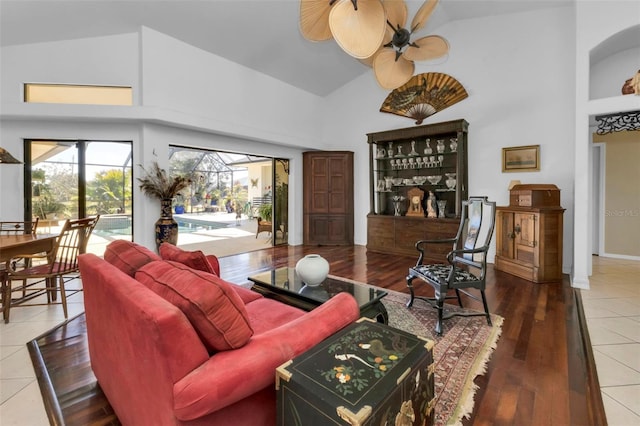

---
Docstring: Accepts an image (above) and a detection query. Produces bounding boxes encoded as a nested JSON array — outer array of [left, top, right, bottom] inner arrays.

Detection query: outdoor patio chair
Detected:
[[256, 217, 272, 238]]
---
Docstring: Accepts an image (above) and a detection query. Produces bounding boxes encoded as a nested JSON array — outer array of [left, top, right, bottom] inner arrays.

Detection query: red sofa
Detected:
[[78, 241, 359, 425]]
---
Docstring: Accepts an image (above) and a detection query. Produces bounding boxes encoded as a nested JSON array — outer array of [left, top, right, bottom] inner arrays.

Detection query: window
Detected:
[[24, 83, 133, 106]]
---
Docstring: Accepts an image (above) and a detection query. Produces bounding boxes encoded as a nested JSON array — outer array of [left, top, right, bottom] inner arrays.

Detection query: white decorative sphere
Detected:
[[295, 254, 330, 287]]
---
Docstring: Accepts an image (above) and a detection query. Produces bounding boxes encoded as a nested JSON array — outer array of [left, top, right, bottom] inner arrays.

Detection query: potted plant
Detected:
[[209, 189, 221, 206], [174, 195, 185, 215], [138, 162, 191, 248], [258, 203, 272, 222]]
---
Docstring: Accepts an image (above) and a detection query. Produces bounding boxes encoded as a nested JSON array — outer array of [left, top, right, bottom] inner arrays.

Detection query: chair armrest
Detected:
[[415, 238, 457, 250], [414, 238, 457, 265], [172, 292, 360, 421], [204, 255, 220, 276], [446, 246, 489, 266]]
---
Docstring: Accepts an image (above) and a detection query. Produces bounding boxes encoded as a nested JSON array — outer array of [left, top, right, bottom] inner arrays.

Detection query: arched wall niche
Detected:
[[589, 24, 640, 100]]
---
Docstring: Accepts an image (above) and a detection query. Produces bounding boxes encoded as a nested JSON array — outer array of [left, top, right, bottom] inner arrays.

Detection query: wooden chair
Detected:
[[2, 216, 99, 323], [256, 217, 272, 238], [0, 219, 40, 297], [406, 197, 496, 335], [0, 219, 39, 236]]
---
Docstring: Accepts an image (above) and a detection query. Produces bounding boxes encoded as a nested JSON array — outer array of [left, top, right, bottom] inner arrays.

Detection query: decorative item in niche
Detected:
[[502, 145, 540, 173], [621, 70, 640, 95], [380, 73, 468, 124]]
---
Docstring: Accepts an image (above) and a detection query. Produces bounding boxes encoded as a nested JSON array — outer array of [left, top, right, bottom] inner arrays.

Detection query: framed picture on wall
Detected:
[[502, 145, 540, 172]]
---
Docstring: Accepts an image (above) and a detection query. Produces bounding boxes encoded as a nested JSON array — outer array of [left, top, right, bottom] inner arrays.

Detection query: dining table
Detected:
[[1, 233, 59, 309], [0, 233, 58, 264]]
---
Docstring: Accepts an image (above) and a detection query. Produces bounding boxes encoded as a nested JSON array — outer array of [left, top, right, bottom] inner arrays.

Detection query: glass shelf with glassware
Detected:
[[368, 120, 468, 219]]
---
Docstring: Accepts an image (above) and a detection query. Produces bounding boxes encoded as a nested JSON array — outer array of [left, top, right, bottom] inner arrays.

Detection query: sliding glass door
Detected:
[[273, 158, 289, 246], [25, 140, 133, 255]]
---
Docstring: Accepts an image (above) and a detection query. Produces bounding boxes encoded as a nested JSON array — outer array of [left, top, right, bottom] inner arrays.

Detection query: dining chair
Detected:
[[2, 216, 99, 323], [0, 218, 39, 236], [0, 218, 40, 297], [406, 197, 496, 335]]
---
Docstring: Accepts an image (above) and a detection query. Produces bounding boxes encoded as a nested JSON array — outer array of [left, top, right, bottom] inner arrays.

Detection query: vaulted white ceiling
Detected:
[[1, 0, 572, 96]]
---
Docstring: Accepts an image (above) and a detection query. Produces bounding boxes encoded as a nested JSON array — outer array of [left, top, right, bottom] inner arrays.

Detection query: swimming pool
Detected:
[[93, 215, 228, 237]]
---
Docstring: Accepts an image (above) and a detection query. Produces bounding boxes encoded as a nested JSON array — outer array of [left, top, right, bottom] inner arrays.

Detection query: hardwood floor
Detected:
[[30, 245, 602, 425]]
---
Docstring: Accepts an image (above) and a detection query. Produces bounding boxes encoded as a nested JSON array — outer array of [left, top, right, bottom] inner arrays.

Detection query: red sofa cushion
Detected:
[[159, 242, 219, 276], [103, 240, 161, 277], [135, 261, 253, 352]]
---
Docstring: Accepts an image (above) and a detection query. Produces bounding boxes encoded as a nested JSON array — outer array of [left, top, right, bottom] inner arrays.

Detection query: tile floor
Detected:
[[1, 258, 638, 425], [0, 278, 85, 425], [582, 256, 640, 425]]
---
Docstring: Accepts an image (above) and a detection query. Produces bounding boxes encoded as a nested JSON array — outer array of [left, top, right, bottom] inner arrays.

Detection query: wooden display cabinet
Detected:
[[366, 119, 469, 260], [495, 184, 565, 282]]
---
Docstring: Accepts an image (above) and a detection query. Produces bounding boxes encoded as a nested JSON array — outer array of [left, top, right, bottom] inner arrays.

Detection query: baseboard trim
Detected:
[[574, 289, 608, 426]]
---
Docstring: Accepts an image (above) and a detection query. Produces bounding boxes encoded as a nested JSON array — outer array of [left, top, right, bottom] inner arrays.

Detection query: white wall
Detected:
[[574, 0, 640, 288], [139, 28, 326, 149], [323, 7, 576, 270]]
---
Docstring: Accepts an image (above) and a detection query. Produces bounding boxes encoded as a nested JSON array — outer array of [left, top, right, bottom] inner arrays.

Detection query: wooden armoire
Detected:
[[303, 151, 354, 246]]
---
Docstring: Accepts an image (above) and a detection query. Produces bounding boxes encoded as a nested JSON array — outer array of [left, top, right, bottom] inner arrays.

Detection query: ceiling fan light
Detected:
[[299, 0, 334, 41], [329, 0, 387, 59]]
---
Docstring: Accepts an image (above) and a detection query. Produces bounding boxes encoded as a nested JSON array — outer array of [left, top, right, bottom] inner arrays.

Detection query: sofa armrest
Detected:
[[172, 292, 360, 420], [205, 255, 220, 276]]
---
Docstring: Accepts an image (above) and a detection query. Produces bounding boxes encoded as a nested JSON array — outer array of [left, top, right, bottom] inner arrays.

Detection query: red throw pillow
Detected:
[[103, 240, 161, 277], [135, 261, 253, 352], [159, 243, 218, 276]]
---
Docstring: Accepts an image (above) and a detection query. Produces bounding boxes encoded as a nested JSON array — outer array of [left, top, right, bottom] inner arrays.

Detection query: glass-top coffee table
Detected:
[[248, 268, 389, 324]]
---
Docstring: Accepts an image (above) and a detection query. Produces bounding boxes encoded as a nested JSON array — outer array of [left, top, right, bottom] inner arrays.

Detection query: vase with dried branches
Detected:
[[138, 162, 191, 248]]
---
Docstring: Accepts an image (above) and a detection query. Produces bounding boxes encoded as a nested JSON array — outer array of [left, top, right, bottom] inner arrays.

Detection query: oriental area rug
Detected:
[[381, 290, 504, 426]]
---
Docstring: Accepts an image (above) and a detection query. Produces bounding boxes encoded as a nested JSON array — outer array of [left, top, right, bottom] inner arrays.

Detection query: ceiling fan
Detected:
[[300, 0, 449, 90]]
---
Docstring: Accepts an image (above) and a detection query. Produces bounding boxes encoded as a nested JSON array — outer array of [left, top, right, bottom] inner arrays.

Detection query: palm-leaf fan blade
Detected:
[[403, 35, 448, 62], [373, 48, 415, 89], [379, 72, 468, 124], [329, 0, 387, 59], [360, 0, 407, 69], [359, 51, 379, 67], [300, 0, 334, 41], [411, 0, 439, 33], [384, 0, 408, 32], [365, 0, 407, 64]]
